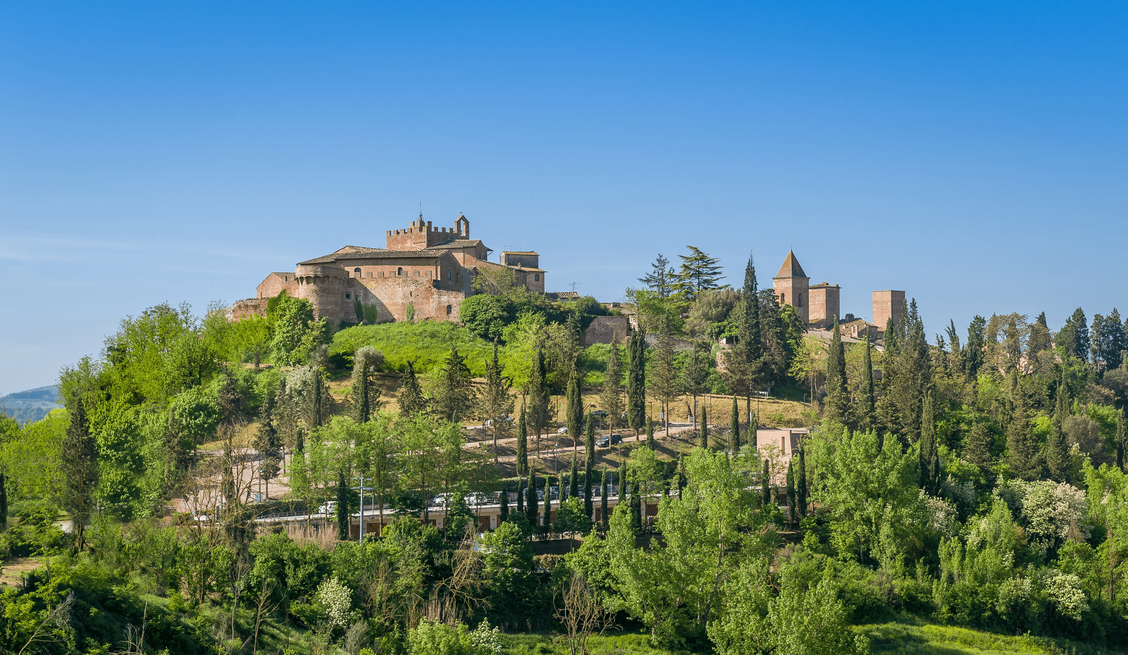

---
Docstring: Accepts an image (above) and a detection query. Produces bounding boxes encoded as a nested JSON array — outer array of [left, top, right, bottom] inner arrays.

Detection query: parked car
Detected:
[[557, 426, 568, 434], [589, 410, 609, 419], [465, 492, 492, 506], [597, 434, 623, 448], [317, 501, 338, 516]]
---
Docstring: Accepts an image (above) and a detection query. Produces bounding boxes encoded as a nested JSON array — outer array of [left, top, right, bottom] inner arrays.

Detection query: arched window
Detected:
[[354, 267, 361, 277], [447, 269, 452, 281], [446, 304, 452, 315], [780, 293, 785, 304], [397, 267, 403, 276], [534, 274, 540, 281], [797, 293, 803, 308]]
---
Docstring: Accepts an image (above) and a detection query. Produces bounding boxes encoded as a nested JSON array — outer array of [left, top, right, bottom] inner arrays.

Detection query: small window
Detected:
[[354, 267, 361, 277], [447, 269, 452, 281], [345, 293, 351, 299], [534, 274, 540, 281], [446, 304, 452, 315], [797, 293, 803, 308], [397, 267, 403, 276], [414, 270, 419, 277]]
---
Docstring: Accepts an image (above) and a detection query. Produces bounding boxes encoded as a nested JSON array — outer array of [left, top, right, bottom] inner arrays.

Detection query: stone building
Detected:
[[772, 250, 904, 335], [236, 213, 544, 325]]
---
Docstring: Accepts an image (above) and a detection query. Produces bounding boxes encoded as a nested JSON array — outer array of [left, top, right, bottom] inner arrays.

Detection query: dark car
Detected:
[[596, 434, 623, 448]]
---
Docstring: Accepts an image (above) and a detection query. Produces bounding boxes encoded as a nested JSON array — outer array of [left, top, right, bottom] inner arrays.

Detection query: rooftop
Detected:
[[774, 250, 808, 279]]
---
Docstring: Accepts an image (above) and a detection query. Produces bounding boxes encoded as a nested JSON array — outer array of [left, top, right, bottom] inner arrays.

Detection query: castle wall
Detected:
[[257, 273, 298, 299], [228, 298, 269, 321], [872, 290, 906, 328], [808, 284, 840, 329], [582, 316, 630, 346]]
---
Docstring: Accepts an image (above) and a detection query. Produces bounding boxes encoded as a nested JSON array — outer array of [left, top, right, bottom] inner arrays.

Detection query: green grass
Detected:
[[499, 630, 691, 655], [331, 321, 495, 375], [858, 621, 1125, 655]]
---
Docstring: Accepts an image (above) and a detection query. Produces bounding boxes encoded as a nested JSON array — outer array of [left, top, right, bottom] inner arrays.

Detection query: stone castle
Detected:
[[772, 250, 904, 338], [231, 213, 544, 325]]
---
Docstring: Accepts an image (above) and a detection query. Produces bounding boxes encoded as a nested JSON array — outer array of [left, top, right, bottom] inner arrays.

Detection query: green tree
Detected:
[[61, 391, 98, 550], [352, 346, 384, 423], [785, 460, 797, 528], [646, 416, 656, 450], [565, 363, 584, 447], [1007, 397, 1042, 481], [673, 246, 724, 302], [723, 253, 765, 410], [1046, 380, 1071, 482], [528, 346, 550, 456], [626, 331, 647, 437], [601, 341, 624, 435], [526, 467, 538, 526], [824, 321, 849, 425], [965, 315, 987, 380], [433, 345, 477, 423], [480, 342, 514, 463], [398, 361, 427, 418], [730, 396, 740, 451], [797, 445, 808, 519], [543, 474, 553, 533], [516, 404, 529, 477], [600, 469, 610, 531], [639, 253, 676, 298], [856, 337, 876, 432], [1058, 307, 1090, 362], [919, 393, 941, 495], [585, 415, 596, 519], [699, 406, 709, 449], [569, 453, 580, 499]]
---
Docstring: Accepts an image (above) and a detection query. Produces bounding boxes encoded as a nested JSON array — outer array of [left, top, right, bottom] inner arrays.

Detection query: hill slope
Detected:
[[0, 385, 61, 424]]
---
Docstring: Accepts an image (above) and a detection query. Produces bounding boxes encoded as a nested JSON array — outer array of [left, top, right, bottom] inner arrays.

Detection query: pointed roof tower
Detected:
[[775, 250, 807, 279]]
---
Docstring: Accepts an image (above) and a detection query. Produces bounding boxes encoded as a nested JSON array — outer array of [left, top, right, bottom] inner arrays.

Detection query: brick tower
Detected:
[[773, 250, 810, 325], [872, 290, 906, 329]]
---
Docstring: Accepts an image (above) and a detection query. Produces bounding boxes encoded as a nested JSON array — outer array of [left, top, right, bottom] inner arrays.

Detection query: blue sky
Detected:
[[1, 1, 1125, 394]]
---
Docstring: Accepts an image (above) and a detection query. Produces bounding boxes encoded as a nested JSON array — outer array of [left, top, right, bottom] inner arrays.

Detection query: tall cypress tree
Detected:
[[543, 474, 553, 532], [569, 453, 579, 499], [516, 479, 524, 515], [352, 346, 383, 423], [798, 445, 808, 519], [602, 340, 624, 436], [785, 461, 797, 528], [525, 468, 538, 526], [336, 468, 350, 541], [398, 361, 426, 418], [585, 415, 596, 518], [730, 396, 740, 452], [919, 393, 941, 494], [724, 253, 765, 408], [1046, 381, 1071, 482], [62, 393, 98, 551], [825, 321, 849, 425], [750, 411, 758, 450], [600, 469, 610, 532], [699, 405, 709, 449], [565, 364, 583, 448], [627, 329, 647, 437], [516, 404, 529, 477], [499, 485, 510, 524], [646, 416, 656, 450], [858, 337, 876, 433]]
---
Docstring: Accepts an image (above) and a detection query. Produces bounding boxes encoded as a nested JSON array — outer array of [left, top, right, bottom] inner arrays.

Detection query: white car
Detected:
[[557, 426, 568, 434], [465, 492, 492, 506], [317, 501, 338, 516]]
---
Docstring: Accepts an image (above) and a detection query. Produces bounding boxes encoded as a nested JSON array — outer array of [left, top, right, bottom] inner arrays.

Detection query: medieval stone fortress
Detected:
[[232, 213, 545, 324]]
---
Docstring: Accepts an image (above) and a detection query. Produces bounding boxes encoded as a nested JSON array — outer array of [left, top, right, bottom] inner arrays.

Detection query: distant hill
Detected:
[[0, 385, 62, 425]]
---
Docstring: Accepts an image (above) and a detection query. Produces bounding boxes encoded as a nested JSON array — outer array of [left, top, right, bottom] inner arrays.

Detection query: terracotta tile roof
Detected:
[[774, 250, 807, 279], [299, 247, 450, 265]]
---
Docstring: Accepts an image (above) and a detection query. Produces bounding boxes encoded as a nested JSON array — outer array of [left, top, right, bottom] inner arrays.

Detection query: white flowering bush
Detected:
[[316, 576, 353, 631], [1041, 570, 1089, 621], [470, 619, 502, 655], [1008, 480, 1088, 554]]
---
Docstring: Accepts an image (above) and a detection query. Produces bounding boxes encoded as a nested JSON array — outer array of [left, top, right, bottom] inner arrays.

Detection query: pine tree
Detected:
[[919, 393, 941, 494], [730, 396, 740, 451], [1007, 397, 1041, 481], [1058, 308, 1090, 362], [602, 340, 624, 436], [699, 405, 709, 449], [525, 468, 538, 526], [1046, 381, 1071, 482], [61, 393, 98, 551], [352, 346, 383, 423], [499, 485, 510, 524], [626, 330, 647, 436], [857, 337, 876, 432], [435, 345, 477, 422], [585, 415, 596, 519], [639, 254, 676, 298], [398, 361, 427, 418], [798, 445, 808, 519], [786, 461, 797, 528], [825, 321, 849, 425], [600, 469, 610, 531], [481, 342, 514, 463], [516, 404, 528, 477], [529, 346, 550, 455], [673, 246, 725, 302]]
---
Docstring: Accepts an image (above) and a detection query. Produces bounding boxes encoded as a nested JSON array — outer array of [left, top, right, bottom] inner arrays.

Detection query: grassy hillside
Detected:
[[330, 321, 495, 375]]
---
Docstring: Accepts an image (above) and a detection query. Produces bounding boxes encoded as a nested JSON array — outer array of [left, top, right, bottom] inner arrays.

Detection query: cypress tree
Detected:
[[525, 468, 537, 526], [858, 337, 876, 433], [750, 411, 758, 450], [825, 321, 849, 425], [336, 468, 350, 541], [398, 361, 426, 418], [585, 415, 595, 519], [499, 485, 510, 523], [724, 253, 764, 411], [919, 393, 941, 494], [699, 405, 709, 449], [516, 479, 525, 515], [965, 422, 993, 480], [630, 477, 642, 534], [798, 445, 808, 519], [569, 454, 579, 499], [566, 365, 583, 447], [543, 474, 553, 532], [785, 460, 797, 528], [627, 329, 647, 436], [600, 469, 609, 531], [646, 416, 656, 450], [62, 393, 98, 551], [1007, 397, 1041, 481], [353, 346, 383, 423], [311, 365, 324, 428], [516, 404, 528, 477], [1046, 381, 1071, 482], [1114, 405, 1123, 473], [730, 396, 740, 452], [529, 346, 550, 455], [761, 459, 771, 507]]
